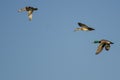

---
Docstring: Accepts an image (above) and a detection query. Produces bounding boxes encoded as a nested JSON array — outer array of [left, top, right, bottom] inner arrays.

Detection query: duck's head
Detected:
[[93, 40, 100, 44]]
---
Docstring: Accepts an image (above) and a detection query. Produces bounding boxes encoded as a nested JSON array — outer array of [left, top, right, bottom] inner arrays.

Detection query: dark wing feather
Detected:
[[78, 22, 87, 27], [87, 27, 95, 31]]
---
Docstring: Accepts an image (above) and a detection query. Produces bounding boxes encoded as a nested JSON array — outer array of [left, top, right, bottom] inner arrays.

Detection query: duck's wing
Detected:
[[28, 10, 33, 21], [78, 22, 87, 27], [18, 7, 26, 12], [87, 27, 95, 31], [105, 44, 110, 51], [96, 43, 105, 55], [78, 22, 95, 30], [101, 39, 114, 44]]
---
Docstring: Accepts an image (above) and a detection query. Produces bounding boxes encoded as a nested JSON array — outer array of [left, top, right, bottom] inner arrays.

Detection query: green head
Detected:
[[93, 40, 100, 43]]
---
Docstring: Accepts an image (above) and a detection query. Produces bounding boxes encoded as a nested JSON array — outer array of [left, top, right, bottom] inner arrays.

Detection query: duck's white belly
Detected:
[[82, 28, 88, 31]]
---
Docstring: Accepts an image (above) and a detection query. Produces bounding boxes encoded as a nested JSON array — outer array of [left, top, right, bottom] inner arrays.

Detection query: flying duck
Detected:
[[74, 22, 95, 31], [18, 6, 38, 21], [93, 39, 114, 55]]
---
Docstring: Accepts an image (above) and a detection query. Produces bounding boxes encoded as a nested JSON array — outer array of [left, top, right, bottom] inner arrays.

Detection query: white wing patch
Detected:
[[28, 10, 33, 21], [81, 27, 88, 31]]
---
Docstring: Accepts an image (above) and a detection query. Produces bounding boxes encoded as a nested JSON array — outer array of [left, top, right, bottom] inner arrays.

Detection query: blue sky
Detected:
[[0, 0, 120, 80]]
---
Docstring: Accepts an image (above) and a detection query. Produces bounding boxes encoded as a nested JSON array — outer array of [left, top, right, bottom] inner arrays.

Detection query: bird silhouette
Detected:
[[18, 6, 38, 21], [74, 22, 95, 31], [93, 39, 114, 55]]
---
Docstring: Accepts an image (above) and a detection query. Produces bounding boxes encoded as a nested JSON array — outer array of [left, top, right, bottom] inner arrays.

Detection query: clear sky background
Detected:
[[0, 0, 120, 80]]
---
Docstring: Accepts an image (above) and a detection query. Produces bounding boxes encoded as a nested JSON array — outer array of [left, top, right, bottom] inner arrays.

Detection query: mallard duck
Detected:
[[18, 6, 38, 21], [93, 39, 114, 55], [74, 22, 95, 31]]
